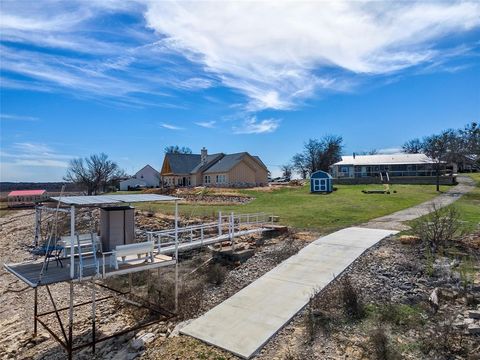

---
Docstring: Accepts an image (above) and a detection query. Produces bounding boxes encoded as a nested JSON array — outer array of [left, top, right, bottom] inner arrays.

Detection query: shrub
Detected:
[[340, 276, 365, 320], [206, 263, 227, 286], [305, 292, 333, 342], [369, 327, 401, 360], [412, 205, 462, 254]]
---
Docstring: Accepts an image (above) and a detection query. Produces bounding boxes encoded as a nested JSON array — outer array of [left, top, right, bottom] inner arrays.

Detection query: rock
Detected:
[[467, 324, 480, 335], [468, 310, 480, 319], [130, 332, 155, 350], [168, 319, 193, 338]]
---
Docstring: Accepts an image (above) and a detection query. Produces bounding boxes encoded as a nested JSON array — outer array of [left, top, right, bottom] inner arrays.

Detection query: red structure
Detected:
[[7, 190, 48, 207]]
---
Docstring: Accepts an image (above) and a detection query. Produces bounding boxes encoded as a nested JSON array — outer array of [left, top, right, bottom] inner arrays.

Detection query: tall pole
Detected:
[[70, 206, 75, 279], [174, 200, 179, 313], [68, 282, 74, 360], [91, 281, 96, 354]]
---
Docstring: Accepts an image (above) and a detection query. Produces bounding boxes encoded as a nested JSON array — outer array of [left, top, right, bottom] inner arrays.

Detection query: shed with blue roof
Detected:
[[310, 170, 333, 193]]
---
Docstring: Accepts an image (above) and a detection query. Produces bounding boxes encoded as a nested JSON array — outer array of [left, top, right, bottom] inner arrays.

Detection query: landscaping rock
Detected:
[[468, 310, 480, 319], [467, 324, 480, 335]]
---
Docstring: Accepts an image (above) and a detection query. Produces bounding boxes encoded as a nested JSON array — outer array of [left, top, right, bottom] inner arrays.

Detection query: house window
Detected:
[[204, 175, 211, 184], [216, 174, 226, 183]]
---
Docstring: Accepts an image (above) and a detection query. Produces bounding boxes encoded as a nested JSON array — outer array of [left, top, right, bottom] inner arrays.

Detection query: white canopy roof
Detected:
[[333, 153, 436, 166], [50, 194, 180, 206]]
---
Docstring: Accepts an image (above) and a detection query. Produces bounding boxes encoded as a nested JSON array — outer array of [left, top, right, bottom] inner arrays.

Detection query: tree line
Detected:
[[402, 122, 479, 191]]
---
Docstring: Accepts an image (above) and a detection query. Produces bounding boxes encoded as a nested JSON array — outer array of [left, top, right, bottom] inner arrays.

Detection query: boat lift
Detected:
[[3, 194, 278, 359]]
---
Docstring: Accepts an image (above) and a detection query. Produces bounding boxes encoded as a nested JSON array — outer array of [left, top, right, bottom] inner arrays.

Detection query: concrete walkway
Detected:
[[181, 227, 398, 359], [361, 175, 475, 230]]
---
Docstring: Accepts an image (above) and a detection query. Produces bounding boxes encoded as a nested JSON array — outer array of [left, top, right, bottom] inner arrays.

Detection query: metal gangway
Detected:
[[146, 212, 275, 255]]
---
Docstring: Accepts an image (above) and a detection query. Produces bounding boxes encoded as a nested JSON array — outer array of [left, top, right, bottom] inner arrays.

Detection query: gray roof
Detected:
[[190, 153, 223, 174], [50, 194, 180, 206], [165, 153, 201, 174], [204, 153, 247, 174]]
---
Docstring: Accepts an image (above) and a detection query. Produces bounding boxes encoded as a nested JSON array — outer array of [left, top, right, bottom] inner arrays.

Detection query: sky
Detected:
[[1, 0, 479, 182]]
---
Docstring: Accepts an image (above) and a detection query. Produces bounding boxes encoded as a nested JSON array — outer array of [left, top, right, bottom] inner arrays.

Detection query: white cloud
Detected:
[[144, 1, 480, 110], [159, 122, 183, 130], [0, 113, 39, 121], [234, 117, 280, 134], [195, 121, 216, 129], [377, 147, 404, 155], [0, 142, 74, 181], [0, 0, 479, 111]]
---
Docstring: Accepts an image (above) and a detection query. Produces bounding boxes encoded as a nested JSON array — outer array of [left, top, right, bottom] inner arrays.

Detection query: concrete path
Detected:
[[361, 175, 475, 230], [180, 227, 398, 359]]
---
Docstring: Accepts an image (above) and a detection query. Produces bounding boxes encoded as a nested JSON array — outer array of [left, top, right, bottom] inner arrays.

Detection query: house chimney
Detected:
[[201, 147, 208, 164], [353, 152, 356, 159]]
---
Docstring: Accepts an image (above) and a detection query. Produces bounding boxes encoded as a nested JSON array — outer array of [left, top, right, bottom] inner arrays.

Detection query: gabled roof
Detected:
[[136, 164, 159, 175], [333, 153, 436, 166], [190, 153, 223, 174], [164, 153, 201, 174], [8, 190, 46, 197], [204, 153, 248, 174]]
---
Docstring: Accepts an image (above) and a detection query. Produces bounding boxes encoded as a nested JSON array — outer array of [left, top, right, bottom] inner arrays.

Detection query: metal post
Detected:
[[174, 201, 179, 313], [70, 206, 75, 279], [34, 207, 40, 247], [218, 211, 222, 236], [68, 282, 74, 360], [230, 212, 235, 251], [34, 287, 38, 336], [91, 281, 96, 354]]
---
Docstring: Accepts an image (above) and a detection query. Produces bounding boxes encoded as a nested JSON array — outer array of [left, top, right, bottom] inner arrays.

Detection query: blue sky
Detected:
[[1, 1, 479, 181]]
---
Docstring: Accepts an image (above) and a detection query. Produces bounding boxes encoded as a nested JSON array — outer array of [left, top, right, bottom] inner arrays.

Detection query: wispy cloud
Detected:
[[0, 142, 74, 181], [145, 1, 480, 110], [377, 147, 403, 155], [0, 113, 39, 121], [159, 122, 183, 130], [234, 117, 280, 134], [195, 121, 216, 129]]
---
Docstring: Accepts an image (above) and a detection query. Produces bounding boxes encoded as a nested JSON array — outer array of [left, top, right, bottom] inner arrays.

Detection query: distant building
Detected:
[[7, 189, 48, 207], [160, 148, 268, 187], [331, 154, 445, 178], [330, 153, 454, 185], [119, 165, 159, 190]]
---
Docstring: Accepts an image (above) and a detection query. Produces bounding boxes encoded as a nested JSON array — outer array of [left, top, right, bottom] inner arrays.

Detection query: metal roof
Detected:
[[50, 194, 180, 206], [333, 153, 436, 166], [8, 190, 46, 196]]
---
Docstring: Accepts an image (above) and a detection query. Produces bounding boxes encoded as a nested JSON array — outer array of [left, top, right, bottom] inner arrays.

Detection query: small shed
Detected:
[[310, 171, 333, 193]]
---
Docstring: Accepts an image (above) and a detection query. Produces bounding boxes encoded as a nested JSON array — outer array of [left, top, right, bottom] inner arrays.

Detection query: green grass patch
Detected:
[[452, 173, 480, 232], [135, 183, 448, 232], [365, 303, 426, 327]]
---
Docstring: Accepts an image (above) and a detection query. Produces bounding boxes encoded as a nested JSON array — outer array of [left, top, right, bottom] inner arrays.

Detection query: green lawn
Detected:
[[137, 183, 450, 233], [450, 173, 480, 231]]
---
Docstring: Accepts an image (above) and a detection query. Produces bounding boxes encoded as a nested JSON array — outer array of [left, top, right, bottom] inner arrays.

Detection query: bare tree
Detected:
[[164, 145, 192, 154], [292, 153, 308, 179], [280, 164, 293, 180], [402, 138, 423, 154], [291, 135, 343, 178], [423, 130, 460, 191], [64, 153, 125, 195]]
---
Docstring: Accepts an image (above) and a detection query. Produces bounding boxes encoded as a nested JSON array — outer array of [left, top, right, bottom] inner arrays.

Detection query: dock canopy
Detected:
[[50, 194, 181, 206]]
